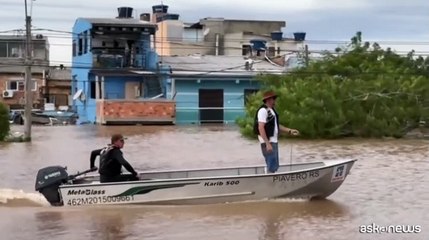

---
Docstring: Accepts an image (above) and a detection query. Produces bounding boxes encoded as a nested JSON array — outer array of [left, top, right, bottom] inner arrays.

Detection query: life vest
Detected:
[[99, 145, 116, 175], [253, 104, 279, 137]]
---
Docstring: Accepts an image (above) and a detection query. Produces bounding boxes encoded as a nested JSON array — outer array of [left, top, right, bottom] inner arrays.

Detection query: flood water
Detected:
[[0, 124, 428, 240]]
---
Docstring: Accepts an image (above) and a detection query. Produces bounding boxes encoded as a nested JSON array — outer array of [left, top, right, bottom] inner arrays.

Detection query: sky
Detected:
[[0, 0, 428, 66]]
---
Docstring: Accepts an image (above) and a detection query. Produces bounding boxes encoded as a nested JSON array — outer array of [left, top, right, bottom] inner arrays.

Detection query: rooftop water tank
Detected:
[[162, 14, 180, 21], [152, 5, 168, 13], [117, 7, 133, 18], [293, 32, 306, 41], [271, 31, 283, 41], [250, 39, 267, 50]]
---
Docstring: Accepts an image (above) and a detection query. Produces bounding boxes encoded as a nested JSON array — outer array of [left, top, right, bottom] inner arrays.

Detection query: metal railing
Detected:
[[175, 107, 245, 124]]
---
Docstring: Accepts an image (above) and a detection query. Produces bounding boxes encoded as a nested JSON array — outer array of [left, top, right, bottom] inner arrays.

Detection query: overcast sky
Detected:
[[0, 0, 428, 65]]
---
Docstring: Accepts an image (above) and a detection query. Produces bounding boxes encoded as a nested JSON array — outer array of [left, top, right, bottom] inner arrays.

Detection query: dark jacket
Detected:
[[90, 145, 137, 177], [253, 104, 279, 138]]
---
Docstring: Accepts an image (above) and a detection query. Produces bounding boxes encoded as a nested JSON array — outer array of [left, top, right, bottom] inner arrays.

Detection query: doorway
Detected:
[[198, 89, 224, 124]]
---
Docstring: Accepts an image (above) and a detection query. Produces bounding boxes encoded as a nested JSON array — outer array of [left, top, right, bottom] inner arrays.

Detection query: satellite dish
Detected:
[[203, 28, 210, 36], [73, 89, 83, 100]]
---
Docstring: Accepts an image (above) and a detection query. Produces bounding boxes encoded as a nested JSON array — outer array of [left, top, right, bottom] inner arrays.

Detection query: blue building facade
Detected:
[[71, 8, 173, 124], [162, 56, 284, 124], [166, 75, 260, 124]]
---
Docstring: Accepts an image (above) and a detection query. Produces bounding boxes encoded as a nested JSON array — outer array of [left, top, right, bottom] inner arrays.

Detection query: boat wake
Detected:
[[0, 188, 50, 207], [266, 198, 311, 203], [233, 198, 310, 205]]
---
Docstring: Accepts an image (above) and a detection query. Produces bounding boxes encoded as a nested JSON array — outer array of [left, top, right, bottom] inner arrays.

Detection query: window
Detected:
[[90, 81, 96, 99], [8, 42, 24, 58], [268, 47, 275, 56], [242, 44, 251, 56], [33, 42, 46, 59], [83, 31, 88, 54], [78, 34, 83, 56], [244, 89, 258, 106], [0, 42, 7, 57], [88, 79, 103, 99], [72, 40, 76, 57], [7, 80, 37, 91], [0, 42, 29, 58], [9, 81, 19, 90]]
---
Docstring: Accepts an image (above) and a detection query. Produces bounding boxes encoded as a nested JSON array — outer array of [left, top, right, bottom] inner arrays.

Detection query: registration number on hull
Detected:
[[66, 196, 134, 206]]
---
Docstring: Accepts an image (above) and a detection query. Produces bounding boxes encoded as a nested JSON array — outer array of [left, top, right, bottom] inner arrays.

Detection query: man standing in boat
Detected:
[[89, 134, 139, 183], [253, 91, 300, 173]]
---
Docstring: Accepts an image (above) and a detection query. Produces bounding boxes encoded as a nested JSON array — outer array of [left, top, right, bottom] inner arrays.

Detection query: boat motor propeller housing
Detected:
[[35, 166, 69, 206]]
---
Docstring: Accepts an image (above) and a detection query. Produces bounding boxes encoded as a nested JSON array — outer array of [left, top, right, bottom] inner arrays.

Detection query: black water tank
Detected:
[[152, 4, 168, 13], [293, 32, 306, 41], [250, 39, 267, 50], [118, 7, 133, 18], [163, 14, 180, 21], [140, 13, 151, 21], [271, 31, 283, 41]]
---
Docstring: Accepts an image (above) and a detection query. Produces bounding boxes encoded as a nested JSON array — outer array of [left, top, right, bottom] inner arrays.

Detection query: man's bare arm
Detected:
[[258, 122, 270, 144], [279, 125, 300, 135]]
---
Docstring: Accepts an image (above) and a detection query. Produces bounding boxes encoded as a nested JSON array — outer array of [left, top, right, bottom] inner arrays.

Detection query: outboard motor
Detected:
[[35, 166, 69, 206]]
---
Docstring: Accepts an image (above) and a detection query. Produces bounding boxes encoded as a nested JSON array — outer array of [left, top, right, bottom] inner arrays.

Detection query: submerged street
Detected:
[[0, 125, 428, 240]]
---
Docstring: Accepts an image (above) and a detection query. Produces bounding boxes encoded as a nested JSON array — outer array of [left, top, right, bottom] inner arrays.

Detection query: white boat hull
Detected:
[[55, 159, 356, 207]]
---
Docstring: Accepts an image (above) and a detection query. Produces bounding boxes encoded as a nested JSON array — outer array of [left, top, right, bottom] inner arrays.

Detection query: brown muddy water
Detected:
[[0, 124, 427, 240]]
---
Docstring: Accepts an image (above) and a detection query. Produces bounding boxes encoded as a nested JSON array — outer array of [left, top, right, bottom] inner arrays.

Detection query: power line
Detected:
[[5, 41, 429, 55], [3, 28, 429, 46], [0, 29, 25, 34], [0, 62, 427, 77], [2, 50, 429, 71], [2, 44, 429, 68]]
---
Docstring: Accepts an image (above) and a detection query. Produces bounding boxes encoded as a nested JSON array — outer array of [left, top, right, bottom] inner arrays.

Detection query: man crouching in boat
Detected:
[[89, 134, 139, 183]]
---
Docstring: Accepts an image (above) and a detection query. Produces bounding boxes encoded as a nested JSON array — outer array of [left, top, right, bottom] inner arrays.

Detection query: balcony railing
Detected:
[[92, 48, 147, 69], [94, 54, 125, 68]]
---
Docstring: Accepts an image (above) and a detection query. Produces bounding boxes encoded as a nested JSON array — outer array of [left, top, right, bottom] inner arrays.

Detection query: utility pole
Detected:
[[24, 0, 32, 141], [304, 44, 309, 67]]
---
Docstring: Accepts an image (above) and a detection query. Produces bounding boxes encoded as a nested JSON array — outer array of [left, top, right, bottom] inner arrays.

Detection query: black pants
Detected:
[[100, 174, 138, 183]]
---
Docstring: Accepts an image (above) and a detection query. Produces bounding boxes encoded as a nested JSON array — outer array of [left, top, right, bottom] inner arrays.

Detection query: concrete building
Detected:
[[71, 7, 175, 125], [199, 18, 287, 56], [42, 67, 72, 109], [142, 4, 306, 59], [0, 34, 49, 109], [134, 4, 307, 124], [70, 5, 308, 126]]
